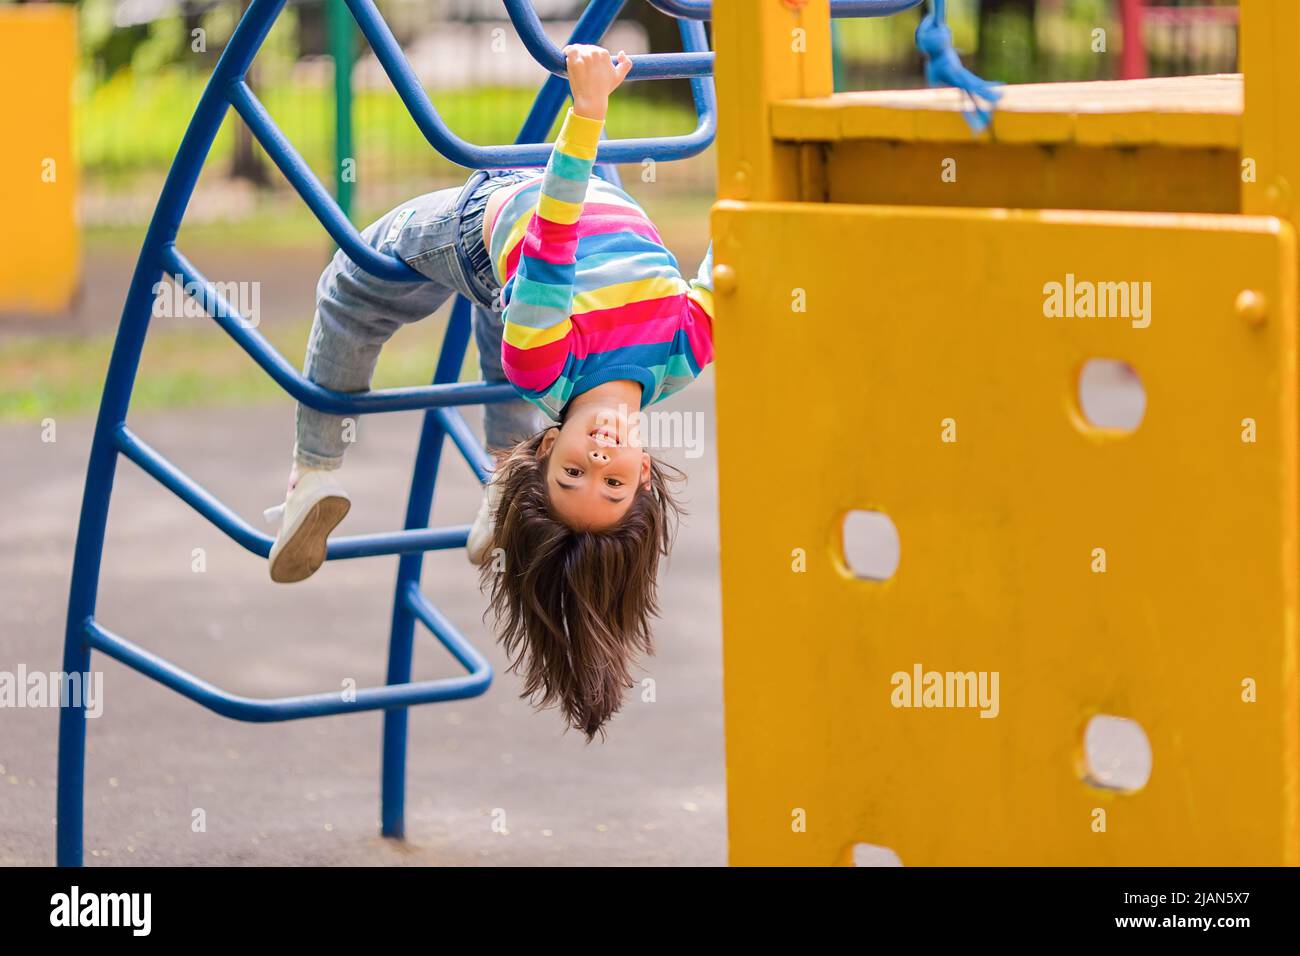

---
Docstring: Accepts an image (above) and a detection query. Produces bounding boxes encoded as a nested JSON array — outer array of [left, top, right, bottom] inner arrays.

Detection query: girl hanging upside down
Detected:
[[267, 44, 715, 739]]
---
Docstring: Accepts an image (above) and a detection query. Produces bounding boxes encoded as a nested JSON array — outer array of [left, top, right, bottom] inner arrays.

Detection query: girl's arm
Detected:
[[502, 47, 631, 378], [686, 242, 714, 319], [672, 241, 716, 380]]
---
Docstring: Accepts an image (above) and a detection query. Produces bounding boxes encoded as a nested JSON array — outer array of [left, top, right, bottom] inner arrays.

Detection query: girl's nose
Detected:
[[588, 448, 610, 464]]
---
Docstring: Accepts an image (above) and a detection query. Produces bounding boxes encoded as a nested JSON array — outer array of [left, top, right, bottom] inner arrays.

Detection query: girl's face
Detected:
[[538, 403, 651, 532]]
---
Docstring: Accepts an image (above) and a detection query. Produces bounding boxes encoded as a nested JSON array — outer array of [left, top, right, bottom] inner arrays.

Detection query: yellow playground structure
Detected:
[[0, 5, 78, 314], [710, 0, 1298, 865]]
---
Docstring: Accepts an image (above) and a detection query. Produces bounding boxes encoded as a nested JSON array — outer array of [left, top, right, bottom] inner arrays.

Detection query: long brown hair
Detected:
[[478, 429, 682, 739]]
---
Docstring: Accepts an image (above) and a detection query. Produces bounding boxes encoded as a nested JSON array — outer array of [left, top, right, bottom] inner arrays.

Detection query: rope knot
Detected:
[[914, 4, 1002, 133]]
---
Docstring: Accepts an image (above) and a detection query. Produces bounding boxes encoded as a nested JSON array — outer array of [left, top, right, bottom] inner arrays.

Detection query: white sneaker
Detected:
[[267, 469, 351, 583], [466, 477, 502, 565]]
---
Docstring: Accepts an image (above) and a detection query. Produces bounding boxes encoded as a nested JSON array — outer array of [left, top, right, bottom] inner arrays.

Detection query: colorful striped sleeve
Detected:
[[501, 108, 603, 359]]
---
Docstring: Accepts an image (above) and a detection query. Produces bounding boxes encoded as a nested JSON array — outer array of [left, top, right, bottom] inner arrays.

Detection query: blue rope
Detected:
[[915, 0, 1002, 132]]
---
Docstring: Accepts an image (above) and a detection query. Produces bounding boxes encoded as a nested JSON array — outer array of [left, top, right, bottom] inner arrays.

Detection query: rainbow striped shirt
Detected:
[[487, 109, 715, 420]]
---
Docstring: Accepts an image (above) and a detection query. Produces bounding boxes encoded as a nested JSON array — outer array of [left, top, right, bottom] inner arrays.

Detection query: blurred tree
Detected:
[[627, 0, 681, 56], [79, 0, 152, 81], [230, 0, 271, 185], [625, 0, 699, 107], [978, 0, 1037, 82]]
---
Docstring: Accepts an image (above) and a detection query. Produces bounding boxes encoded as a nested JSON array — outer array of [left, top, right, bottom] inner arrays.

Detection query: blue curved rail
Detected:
[[162, 244, 516, 411], [347, 0, 716, 165], [504, 0, 712, 79], [231, 5, 715, 282], [645, 0, 924, 20], [82, 580, 492, 724], [54, 0, 917, 867]]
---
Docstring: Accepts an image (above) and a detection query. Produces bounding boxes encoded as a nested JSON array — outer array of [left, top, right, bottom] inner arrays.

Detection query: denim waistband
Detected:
[[455, 168, 542, 311]]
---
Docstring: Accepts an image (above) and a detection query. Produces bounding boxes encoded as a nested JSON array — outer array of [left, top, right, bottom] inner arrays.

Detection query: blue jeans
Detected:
[[295, 170, 544, 469]]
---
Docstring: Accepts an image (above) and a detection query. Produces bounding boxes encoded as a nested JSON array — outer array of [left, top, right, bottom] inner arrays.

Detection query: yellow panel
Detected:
[[772, 75, 1242, 150], [711, 201, 1299, 865], [0, 6, 79, 314]]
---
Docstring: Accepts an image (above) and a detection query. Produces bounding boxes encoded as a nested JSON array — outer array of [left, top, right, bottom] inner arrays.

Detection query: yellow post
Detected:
[[711, 0, 832, 203], [0, 6, 80, 315], [1240, 0, 1300, 218]]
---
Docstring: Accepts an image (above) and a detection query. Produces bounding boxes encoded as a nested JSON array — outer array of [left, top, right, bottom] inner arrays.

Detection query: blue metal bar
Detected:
[[113, 425, 472, 559], [114, 425, 267, 555], [59, 0, 292, 866], [436, 408, 495, 485], [84, 615, 490, 724], [381, 296, 476, 838], [342, 0, 715, 165], [329, 525, 470, 559], [227, 80, 420, 282], [833, 0, 926, 13], [646, 0, 924, 18], [512, 0, 625, 148], [161, 244, 517, 414], [503, 0, 711, 79], [403, 583, 487, 677]]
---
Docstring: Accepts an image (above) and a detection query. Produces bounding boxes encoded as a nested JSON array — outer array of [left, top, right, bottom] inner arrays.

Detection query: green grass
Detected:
[[9, 190, 712, 425], [82, 73, 702, 181], [85, 180, 712, 254], [0, 309, 468, 424], [88, 207, 329, 252]]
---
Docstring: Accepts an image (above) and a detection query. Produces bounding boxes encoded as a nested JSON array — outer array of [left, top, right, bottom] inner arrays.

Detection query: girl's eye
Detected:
[[605, 477, 623, 488], [565, 467, 582, 478]]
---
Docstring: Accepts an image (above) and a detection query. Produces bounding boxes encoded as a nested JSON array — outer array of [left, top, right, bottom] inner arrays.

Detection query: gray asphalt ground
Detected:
[[0, 378, 725, 866]]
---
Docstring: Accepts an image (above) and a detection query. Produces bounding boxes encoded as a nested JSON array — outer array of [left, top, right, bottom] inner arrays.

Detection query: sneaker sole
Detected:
[[269, 495, 351, 584]]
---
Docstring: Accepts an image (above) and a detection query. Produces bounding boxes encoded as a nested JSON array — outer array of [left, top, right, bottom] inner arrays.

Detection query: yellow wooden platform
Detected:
[[772, 74, 1243, 149], [767, 75, 1244, 213]]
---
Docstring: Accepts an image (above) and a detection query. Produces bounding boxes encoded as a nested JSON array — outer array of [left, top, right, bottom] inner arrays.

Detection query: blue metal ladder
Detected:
[[56, 0, 919, 867]]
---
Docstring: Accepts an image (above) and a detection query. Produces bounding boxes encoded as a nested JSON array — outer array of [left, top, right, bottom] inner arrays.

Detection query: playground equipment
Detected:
[[711, 0, 1297, 864], [57, 0, 942, 866], [0, 4, 78, 314]]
